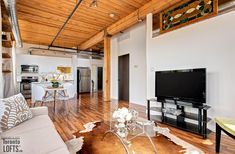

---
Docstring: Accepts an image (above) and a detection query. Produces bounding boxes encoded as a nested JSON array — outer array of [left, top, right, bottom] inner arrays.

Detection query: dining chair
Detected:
[[57, 82, 77, 112], [32, 84, 54, 106], [58, 82, 76, 101]]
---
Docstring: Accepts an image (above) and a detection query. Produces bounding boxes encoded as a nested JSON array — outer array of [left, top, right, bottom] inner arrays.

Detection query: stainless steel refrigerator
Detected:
[[77, 67, 91, 93]]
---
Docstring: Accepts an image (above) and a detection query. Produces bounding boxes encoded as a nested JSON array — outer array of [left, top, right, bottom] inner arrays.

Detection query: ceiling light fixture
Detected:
[[90, 0, 98, 8]]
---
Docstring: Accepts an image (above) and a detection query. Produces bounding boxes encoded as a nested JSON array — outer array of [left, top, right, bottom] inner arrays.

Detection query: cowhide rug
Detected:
[[71, 120, 204, 154]]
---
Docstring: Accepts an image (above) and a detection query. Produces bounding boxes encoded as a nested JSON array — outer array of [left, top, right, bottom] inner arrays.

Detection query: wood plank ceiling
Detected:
[[17, 0, 151, 51]]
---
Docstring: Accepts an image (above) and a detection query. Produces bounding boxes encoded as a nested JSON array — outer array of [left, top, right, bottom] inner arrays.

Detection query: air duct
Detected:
[[28, 47, 104, 59], [3, 0, 22, 47]]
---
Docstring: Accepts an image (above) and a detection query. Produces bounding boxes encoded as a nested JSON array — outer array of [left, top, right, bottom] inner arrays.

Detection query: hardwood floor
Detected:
[[31, 92, 235, 154]]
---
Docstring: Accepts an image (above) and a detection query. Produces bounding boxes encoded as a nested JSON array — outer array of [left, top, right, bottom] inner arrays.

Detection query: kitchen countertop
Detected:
[[32, 80, 74, 84]]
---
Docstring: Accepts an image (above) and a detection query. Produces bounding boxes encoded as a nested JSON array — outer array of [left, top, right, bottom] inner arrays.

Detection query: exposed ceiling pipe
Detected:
[[48, 45, 103, 55], [28, 47, 104, 58], [49, 45, 78, 51], [48, 0, 83, 49], [29, 47, 77, 54], [3, 0, 22, 47]]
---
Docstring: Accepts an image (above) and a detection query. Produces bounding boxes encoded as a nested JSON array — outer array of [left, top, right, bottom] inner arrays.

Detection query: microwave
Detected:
[[21, 65, 39, 73]]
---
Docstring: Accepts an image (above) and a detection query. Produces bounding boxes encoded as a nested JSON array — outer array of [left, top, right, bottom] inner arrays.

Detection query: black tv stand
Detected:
[[147, 98, 211, 139]]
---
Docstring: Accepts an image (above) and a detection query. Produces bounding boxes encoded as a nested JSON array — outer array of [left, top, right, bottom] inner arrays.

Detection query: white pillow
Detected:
[[0, 93, 32, 132]]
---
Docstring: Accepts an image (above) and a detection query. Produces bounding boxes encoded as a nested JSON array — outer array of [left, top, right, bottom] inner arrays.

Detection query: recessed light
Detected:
[[109, 13, 115, 18]]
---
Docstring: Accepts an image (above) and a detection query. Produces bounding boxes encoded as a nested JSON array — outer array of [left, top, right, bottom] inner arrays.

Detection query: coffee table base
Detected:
[[102, 130, 157, 154]]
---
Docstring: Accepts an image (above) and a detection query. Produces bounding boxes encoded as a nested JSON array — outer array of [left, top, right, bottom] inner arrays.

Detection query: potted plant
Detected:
[[51, 73, 61, 88], [51, 79, 60, 88]]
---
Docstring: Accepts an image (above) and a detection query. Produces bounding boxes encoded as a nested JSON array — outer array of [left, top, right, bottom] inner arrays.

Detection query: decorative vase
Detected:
[[112, 108, 139, 139], [116, 122, 128, 138]]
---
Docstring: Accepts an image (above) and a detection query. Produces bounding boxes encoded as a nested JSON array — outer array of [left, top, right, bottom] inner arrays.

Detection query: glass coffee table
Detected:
[[102, 118, 157, 154]]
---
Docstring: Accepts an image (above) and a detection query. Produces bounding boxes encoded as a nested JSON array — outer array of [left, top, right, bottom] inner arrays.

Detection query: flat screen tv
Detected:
[[155, 68, 206, 104]]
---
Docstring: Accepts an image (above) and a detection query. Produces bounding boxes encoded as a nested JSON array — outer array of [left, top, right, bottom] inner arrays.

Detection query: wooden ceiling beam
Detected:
[[79, 0, 181, 50], [80, 31, 105, 50]]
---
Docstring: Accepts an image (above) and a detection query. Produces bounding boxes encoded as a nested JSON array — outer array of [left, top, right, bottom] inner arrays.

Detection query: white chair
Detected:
[[31, 84, 54, 106], [57, 82, 77, 113], [58, 82, 76, 101]]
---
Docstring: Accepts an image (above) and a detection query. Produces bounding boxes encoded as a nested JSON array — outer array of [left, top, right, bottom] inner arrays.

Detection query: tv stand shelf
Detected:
[[147, 98, 211, 139]]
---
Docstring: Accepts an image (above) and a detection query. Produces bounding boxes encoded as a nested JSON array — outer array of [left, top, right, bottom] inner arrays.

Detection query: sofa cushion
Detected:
[[0, 93, 32, 132], [0, 106, 70, 154], [30, 107, 48, 117], [0, 114, 69, 154], [1, 115, 54, 136], [1, 126, 69, 154]]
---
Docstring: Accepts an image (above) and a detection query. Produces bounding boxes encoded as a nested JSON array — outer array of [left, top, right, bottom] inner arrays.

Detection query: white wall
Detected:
[[77, 58, 103, 68], [111, 22, 147, 105], [16, 54, 72, 74], [110, 10, 235, 130], [146, 11, 235, 129], [15, 43, 104, 92], [16, 43, 72, 75], [16, 43, 103, 74]]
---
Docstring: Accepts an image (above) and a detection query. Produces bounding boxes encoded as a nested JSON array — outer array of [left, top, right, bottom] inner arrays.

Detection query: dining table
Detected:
[[43, 86, 67, 111]]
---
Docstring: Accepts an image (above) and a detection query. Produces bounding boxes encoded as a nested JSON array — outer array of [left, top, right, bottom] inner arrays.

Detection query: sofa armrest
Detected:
[[30, 107, 48, 117]]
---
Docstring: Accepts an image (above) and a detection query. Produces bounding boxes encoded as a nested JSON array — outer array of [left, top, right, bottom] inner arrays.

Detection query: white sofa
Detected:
[[0, 107, 70, 154]]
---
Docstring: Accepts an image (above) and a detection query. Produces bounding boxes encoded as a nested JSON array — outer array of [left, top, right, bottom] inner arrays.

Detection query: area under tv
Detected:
[[147, 98, 211, 139]]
